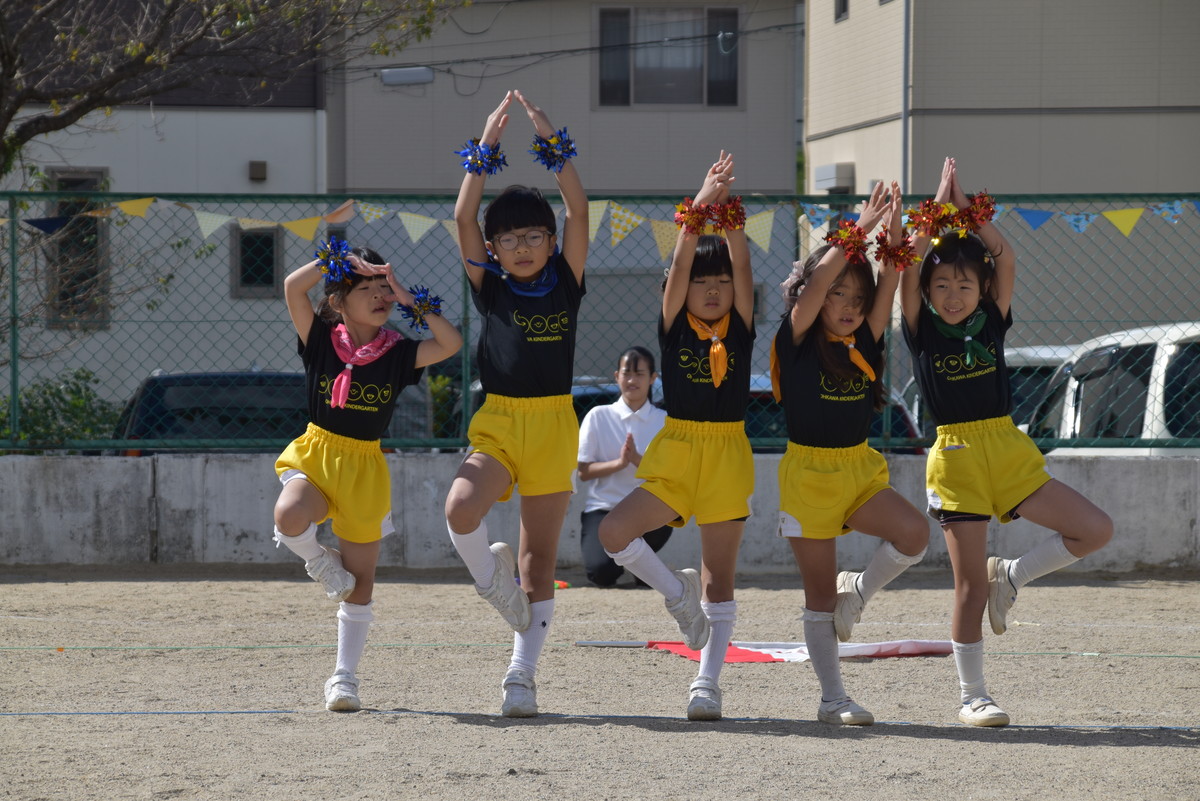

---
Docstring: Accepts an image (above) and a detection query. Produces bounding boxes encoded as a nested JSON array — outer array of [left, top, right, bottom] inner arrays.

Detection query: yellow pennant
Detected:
[[194, 211, 234, 239], [1101, 208, 1145, 238], [115, 197, 156, 217], [281, 216, 323, 241], [441, 219, 460, 247], [744, 209, 776, 252], [608, 204, 645, 247], [588, 200, 609, 244], [398, 212, 439, 244], [357, 202, 390, 223], [650, 219, 678, 262]]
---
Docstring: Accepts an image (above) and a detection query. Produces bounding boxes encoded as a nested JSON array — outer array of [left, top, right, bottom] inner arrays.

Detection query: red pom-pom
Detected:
[[825, 219, 869, 263], [873, 228, 919, 272]]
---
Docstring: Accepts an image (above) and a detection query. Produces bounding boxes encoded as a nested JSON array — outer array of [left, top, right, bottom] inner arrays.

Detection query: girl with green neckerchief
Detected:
[[899, 158, 1112, 729]]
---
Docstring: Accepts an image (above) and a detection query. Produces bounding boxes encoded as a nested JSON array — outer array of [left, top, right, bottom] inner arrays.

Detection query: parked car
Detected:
[[1024, 323, 1200, 455], [112, 371, 432, 454], [902, 344, 1077, 437]]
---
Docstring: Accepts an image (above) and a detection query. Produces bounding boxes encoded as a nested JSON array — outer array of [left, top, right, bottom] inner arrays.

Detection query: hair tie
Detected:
[[529, 127, 577, 172], [456, 139, 507, 175]]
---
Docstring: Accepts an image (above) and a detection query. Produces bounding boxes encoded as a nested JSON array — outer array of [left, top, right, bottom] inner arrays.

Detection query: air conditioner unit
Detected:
[[814, 162, 855, 193]]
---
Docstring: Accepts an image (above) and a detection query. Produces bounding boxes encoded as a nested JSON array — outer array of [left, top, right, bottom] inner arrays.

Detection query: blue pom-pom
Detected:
[[315, 237, 353, 284], [398, 285, 443, 331], [529, 127, 577, 173], [455, 140, 507, 176]]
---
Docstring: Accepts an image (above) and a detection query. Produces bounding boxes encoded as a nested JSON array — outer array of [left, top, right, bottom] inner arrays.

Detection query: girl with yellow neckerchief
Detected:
[[599, 152, 753, 721]]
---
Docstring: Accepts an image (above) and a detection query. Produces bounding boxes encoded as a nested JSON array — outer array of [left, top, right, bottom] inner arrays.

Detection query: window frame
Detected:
[[229, 225, 285, 299], [596, 5, 742, 110], [835, 0, 850, 22], [45, 167, 111, 330]]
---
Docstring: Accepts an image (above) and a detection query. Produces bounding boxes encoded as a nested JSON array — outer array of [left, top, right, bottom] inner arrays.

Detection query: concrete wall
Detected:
[[3, 453, 1196, 572]]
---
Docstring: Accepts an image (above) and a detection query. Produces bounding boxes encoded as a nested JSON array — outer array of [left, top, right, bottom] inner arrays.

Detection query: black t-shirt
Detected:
[[472, 254, 585, 397], [659, 308, 755, 422], [300, 315, 424, 441], [775, 316, 881, 447], [903, 299, 1013, 425]]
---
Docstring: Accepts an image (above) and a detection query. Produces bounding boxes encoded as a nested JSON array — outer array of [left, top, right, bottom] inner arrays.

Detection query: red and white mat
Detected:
[[576, 639, 953, 663]]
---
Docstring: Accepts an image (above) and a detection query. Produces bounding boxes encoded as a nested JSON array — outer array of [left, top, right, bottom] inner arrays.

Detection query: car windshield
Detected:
[[150, 381, 308, 439]]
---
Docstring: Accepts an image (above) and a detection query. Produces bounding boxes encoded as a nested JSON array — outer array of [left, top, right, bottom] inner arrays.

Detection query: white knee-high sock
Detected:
[[606, 538, 684, 599], [509, 599, 555, 674], [696, 600, 736, 685], [274, 523, 324, 561], [858, 542, 926, 601], [447, 519, 496, 587], [335, 601, 374, 678], [952, 639, 988, 704], [1009, 534, 1078, 589], [803, 609, 846, 702]]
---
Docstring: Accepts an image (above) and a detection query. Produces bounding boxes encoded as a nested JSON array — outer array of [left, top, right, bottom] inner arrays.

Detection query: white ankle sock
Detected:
[[803, 609, 846, 703], [447, 520, 496, 587], [606, 538, 684, 598], [335, 601, 374, 678], [696, 600, 736, 685], [274, 523, 324, 561], [858, 542, 926, 601], [952, 639, 988, 704], [509, 599, 555, 675], [1009, 534, 1078, 589]]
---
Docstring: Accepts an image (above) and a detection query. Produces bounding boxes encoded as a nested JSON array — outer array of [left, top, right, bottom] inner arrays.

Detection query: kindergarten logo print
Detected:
[[514, 310, 569, 343]]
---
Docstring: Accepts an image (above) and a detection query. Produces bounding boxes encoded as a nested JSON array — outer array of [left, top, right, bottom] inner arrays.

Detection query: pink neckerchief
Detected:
[[330, 323, 402, 408]]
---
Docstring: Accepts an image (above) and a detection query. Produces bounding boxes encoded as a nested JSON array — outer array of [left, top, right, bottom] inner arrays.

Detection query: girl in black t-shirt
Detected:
[[900, 158, 1112, 727], [599, 153, 753, 721], [774, 183, 928, 726], [444, 91, 589, 718], [274, 242, 461, 712]]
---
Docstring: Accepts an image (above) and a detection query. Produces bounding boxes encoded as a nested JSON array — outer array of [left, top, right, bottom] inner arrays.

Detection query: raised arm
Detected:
[[663, 152, 735, 328], [283, 259, 322, 346], [515, 91, 587, 283], [454, 92, 513, 293], [866, 181, 904, 341], [380, 265, 464, 369], [789, 182, 888, 344], [950, 162, 1015, 317], [900, 159, 953, 335]]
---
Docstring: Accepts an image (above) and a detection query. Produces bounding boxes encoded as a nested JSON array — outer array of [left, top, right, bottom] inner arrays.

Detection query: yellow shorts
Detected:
[[275, 422, 392, 544], [468, 394, 578, 501], [637, 418, 754, 527], [777, 441, 891, 540], [926, 416, 1052, 523]]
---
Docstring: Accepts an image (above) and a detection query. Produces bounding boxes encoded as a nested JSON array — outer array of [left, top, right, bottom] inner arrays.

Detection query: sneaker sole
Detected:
[[959, 709, 1010, 727], [501, 704, 538, 718], [987, 556, 1010, 635], [818, 710, 875, 725], [671, 569, 710, 651], [326, 695, 361, 712], [487, 543, 531, 632], [687, 704, 722, 721], [833, 571, 862, 643]]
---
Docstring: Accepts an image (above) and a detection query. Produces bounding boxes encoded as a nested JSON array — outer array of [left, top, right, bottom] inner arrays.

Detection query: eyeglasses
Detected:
[[493, 230, 550, 251]]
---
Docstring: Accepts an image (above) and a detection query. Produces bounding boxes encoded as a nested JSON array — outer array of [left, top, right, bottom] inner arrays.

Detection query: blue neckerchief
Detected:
[[467, 248, 561, 298]]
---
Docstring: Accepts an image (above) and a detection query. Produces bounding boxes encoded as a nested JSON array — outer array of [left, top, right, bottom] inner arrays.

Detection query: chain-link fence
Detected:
[[3, 191, 1198, 452]]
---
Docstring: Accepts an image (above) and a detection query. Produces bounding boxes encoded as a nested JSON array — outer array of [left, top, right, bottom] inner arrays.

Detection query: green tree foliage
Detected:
[[0, 368, 120, 448]]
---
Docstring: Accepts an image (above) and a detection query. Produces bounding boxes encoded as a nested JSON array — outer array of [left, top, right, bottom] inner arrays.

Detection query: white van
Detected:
[[1025, 323, 1200, 455]]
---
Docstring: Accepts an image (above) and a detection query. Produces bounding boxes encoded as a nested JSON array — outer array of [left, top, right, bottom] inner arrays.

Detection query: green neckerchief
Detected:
[[928, 304, 994, 369]]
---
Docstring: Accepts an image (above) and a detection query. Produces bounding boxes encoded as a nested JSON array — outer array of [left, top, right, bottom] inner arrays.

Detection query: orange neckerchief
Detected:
[[686, 311, 730, 388], [770, 338, 782, 402], [826, 332, 877, 382]]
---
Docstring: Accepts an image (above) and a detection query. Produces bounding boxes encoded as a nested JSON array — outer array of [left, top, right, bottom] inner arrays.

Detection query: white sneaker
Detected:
[[833, 571, 865, 642], [500, 668, 538, 718], [818, 696, 875, 726], [959, 696, 1010, 727], [476, 543, 530, 632], [665, 569, 710, 651], [987, 556, 1018, 635], [687, 678, 722, 721], [305, 546, 355, 602], [324, 672, 361, 712]]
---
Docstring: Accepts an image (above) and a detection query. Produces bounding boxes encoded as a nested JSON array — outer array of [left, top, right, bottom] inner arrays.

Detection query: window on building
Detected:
[[835, 0, 849, 22], [230, 226, 283, 299], [598, 7, 739, 107], [46, 169, 110, 329]]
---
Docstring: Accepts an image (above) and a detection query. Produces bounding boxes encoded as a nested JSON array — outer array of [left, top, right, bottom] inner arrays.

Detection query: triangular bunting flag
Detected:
[[608, 204, 645, 247], [23, 216, 71, 234], [1063, 212, 1098, 233], [842, 211, 861, 223], [1102, 208, 1144, 238], [115, 197, 156, 217], [357, 201, 390, 223], [649, 219, 679, 261], [1014, 208, 1055, 230], [993, 203, 1007, 219], [800, 203, 835, 228], [0, 218, 8, 226], [194, 211, 234, 239], [281, 216, 323, 242], [398, 212, 440, 244], [79, 208, 114, 218], [1149, 201, 1184, 224], [238, 217, 276, 230], [440, 219, 460, 247], [744, 209, 775, 252], [588, 200, 609, 244], [324, 199, 356, 224]]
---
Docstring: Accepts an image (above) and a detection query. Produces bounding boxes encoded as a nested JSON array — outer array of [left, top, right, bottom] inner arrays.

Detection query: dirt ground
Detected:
[[2, 563, 1198, 801]]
